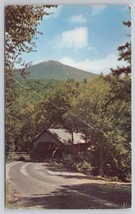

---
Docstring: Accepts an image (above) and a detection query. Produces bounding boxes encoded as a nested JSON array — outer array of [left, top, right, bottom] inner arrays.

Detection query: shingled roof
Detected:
[[48, 129, 86, 145]]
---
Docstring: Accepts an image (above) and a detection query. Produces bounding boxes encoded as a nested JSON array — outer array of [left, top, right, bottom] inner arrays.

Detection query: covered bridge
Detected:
[[32, 129, 89, 160]]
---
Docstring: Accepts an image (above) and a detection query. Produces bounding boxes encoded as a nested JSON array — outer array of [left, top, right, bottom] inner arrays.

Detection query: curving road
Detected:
[[6, 161, 131, 209]]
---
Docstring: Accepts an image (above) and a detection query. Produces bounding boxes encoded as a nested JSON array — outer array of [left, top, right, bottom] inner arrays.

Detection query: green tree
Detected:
[[36, 80, 79, 130], [67, 77, 131, 180], [5, 5, 55, 153], [111, 20, 131, 76], [5, 5, 55, 69], [65, 78, 111, 175], [105, 18, 131, 180]]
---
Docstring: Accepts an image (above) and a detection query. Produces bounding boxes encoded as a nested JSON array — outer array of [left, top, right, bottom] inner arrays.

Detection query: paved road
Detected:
[[6, 161, 131, 209]]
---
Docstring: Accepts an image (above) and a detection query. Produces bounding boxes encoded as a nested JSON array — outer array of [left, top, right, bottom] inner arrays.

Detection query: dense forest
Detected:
[[5, 5, 131, 181]]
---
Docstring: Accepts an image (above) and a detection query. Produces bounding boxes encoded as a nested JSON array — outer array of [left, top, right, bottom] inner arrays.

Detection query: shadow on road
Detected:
[[42, 162, 75, 173], [7, 161, 131, 209], [22, 182, 131, 209]]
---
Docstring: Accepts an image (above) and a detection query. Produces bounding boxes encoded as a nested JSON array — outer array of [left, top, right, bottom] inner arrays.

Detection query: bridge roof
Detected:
[[47, 129, 86, 145]]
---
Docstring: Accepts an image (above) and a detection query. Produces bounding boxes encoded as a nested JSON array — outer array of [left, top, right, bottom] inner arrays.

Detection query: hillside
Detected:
[[19, 60, 97, 81]]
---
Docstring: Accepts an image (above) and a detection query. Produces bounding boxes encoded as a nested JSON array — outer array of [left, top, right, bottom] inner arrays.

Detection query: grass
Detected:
[[5, 181, 23, 209], [5, 181, 11, 208]]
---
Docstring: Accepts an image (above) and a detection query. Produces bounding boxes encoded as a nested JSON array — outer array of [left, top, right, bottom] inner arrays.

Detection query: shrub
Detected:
[[75, 160, 93, 175]]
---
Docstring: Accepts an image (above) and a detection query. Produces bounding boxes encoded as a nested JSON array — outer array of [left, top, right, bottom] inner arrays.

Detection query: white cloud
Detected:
[[91, 5, 107, 16], [70, 14, 87, 24], [59, 53, 128, 74], [87, 46, 97, 53], [55, 27, 88, 49]]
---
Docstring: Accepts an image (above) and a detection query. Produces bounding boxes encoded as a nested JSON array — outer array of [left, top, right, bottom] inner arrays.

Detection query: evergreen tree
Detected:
[[111, 20, 131, 76]]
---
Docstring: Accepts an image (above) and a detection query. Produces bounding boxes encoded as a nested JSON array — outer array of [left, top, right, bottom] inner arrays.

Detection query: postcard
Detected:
[[5, 4, 131, 209]]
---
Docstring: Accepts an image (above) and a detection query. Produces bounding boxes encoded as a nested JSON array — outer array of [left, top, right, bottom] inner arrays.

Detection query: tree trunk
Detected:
[[71, 131, 74, 144], [99, 140, 104, 176]]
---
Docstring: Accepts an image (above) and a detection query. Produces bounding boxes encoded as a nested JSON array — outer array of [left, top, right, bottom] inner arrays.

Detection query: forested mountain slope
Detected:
[[16, 60, 97, 81]]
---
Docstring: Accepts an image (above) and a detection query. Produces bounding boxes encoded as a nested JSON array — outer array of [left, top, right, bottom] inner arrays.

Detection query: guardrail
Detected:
[[6, 152, 30, 161]]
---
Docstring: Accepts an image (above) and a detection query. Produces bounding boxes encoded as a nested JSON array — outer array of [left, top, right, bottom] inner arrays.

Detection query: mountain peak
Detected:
[[47, 60, 62, 65], [24, 60, 97, 81]]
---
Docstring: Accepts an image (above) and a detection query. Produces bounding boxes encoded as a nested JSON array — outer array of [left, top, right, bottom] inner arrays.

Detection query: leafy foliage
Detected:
[[5, 6, 131, 181], [5, 5, 55, 69], [111, 20, 131, 76], [5, 5, 55, 153]]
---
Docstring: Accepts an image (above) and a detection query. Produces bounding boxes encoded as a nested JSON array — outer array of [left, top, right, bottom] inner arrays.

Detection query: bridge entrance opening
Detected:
[[33, 142, 62, 161]]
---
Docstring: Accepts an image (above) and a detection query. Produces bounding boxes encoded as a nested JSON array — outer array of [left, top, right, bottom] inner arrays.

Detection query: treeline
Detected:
[[5, 75, 131, 181]]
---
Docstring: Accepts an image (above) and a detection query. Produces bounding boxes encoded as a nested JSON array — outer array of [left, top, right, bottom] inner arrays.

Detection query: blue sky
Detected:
[[21, 5, 131, 74]]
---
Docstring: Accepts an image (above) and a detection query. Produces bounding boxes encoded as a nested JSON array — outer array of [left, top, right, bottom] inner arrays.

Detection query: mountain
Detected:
[[19, 60, 97, 81]]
